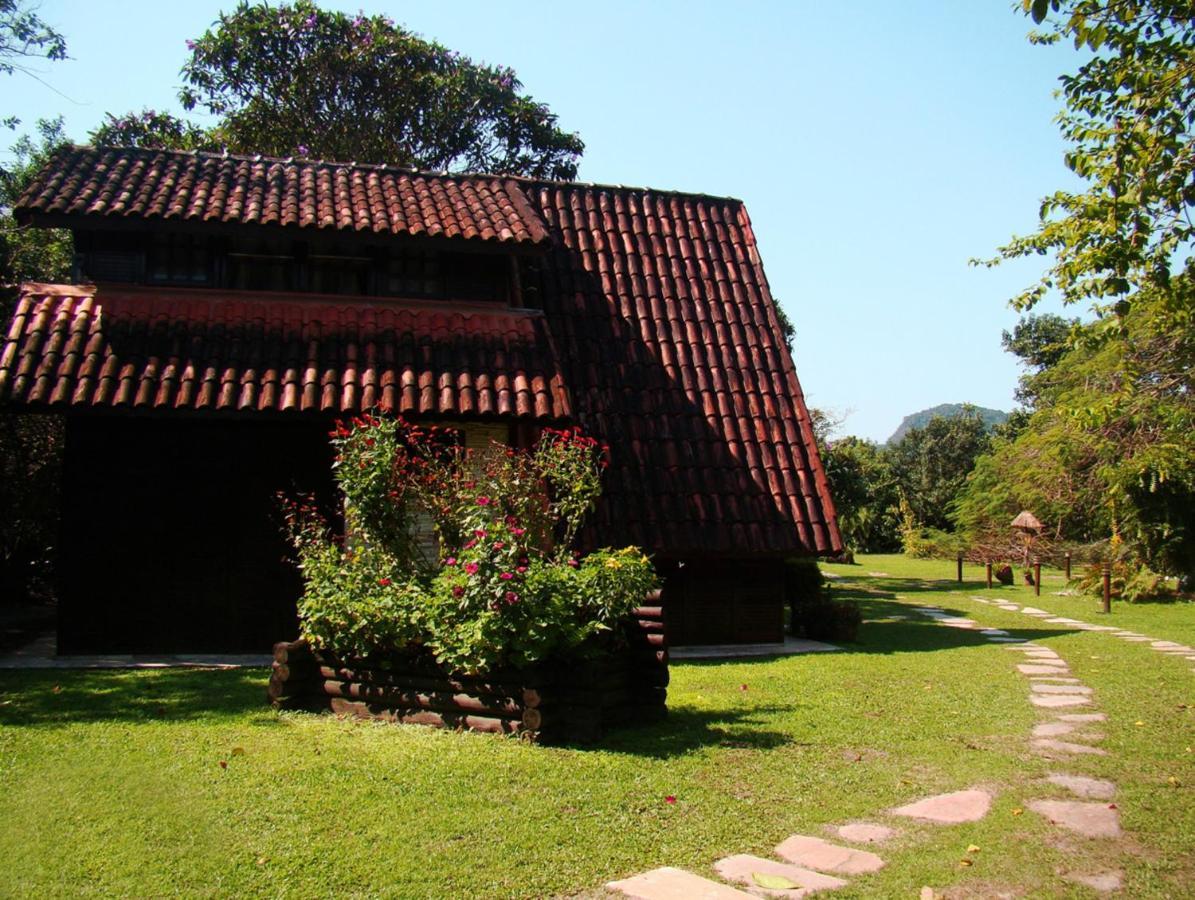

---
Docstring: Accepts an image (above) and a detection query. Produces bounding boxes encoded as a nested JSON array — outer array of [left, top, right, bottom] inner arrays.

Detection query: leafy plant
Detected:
[[282, 416, 654, 674]]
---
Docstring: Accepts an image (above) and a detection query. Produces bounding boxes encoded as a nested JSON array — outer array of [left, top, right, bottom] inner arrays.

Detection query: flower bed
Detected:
[[274, 415, 664, 740], [269, 597, 667, 744]]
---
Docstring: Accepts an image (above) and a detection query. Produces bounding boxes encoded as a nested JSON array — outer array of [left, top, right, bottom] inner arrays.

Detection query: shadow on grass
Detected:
[[596, 703, 805, 758], [0, 667, 276, 728]]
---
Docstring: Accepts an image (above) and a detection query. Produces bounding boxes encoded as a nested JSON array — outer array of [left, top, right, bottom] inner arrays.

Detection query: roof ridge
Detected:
[[63, 144, 746, 206]]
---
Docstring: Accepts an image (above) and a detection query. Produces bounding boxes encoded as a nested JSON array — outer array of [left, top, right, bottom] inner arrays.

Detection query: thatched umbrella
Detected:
[[1011, 510, 1043, 566]]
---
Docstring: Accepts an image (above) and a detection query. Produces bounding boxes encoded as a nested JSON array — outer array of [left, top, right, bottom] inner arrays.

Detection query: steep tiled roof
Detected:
[[2, 146, 840, 557], [529, 183, 840, 556], [15, 146, 551, 246], [0, 284, 569, 419]]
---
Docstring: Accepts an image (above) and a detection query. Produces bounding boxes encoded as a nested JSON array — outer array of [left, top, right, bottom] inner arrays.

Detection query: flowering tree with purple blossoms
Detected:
[[93, 1, 582, 178]]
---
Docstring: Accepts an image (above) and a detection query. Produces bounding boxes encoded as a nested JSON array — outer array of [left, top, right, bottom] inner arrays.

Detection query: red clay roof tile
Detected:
[[15, 147, 551, 247], [0, 284, 568, 421]]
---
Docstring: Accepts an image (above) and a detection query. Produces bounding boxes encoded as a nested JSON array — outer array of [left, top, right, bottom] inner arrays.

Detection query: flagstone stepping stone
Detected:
[[1023, 650, 1062, 658], [1031, 683, 1092, 695], [1018, 664, 1071, 675], [1032, 738, 1109, 756], [1033, 721, 1078, 737], [890, 789, 992, 824], [1150, 641, 1184, 649], [997, 603, 1021, 610], [834, 823, 895, 845], [774, 835, 884, 875], [1058, 712, 1107, 723], [1113, 631, 1142, 636], [607, 867, 756, 899], [866, 572, 890, 577], [713, 855, 847, 896], [1047, 774, 1116, 800], [1028, 800, 1121, 838], [1031, 678, 1083, 685], [980, 629, 1009, 636], [1121, 636, 1153, 642], [1065, 871, 1123, 893], [1045, 617, 1081, 624], [1031, 694, 1091, 708], [1020, 607, 1050, 615]]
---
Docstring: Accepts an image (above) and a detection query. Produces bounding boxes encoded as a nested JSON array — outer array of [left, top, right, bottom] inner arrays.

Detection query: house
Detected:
[[0, 146, 840, 653]]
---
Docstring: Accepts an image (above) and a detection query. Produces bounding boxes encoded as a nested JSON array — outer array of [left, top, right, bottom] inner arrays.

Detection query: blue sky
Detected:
[[4, 1, 1084, 442]]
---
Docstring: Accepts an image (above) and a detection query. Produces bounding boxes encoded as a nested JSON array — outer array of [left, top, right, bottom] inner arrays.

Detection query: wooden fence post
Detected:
[[1064, 552, 1071, 581], [986, 561, 993, 589], [1033, 559, 1041, 597], [1102, 561, 1112, 614], [957, 552, 963, 583]]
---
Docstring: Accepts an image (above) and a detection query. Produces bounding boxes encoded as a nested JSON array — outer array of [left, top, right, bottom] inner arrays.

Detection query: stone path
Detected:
[[604, 594, 1137, 898]]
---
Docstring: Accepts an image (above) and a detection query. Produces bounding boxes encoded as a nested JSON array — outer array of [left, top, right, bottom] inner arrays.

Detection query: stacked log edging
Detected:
[[267, 592, 668, 745]]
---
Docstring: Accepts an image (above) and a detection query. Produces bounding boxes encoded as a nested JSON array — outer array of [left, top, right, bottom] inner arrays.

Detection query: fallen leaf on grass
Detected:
[[664, 795, 676, 804], [231, 747, 245, 757], [255, 857, 267, 866], [753, 873, 799, 890], [966, 844, 981, 854], [1012, 807, 1024, 816], [959, 859, 973, 867], [1136, 721, 1145, 727], [218, 760, 228, 769]]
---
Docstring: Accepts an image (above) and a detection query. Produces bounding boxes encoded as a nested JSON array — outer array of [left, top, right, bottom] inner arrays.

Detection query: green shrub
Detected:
[[283, 417, 656, 674], [1074, 559, 1173, 603], [898, 496, 964, 559], [794, 598, 862, 643]]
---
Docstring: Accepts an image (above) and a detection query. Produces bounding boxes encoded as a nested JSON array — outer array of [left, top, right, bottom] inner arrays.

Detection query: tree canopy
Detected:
[[979, 0, 1194, 316], [0, 0, 67, 130], [94, 1, 584, 179]]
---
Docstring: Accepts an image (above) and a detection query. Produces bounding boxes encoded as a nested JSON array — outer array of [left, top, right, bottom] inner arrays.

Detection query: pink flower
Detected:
[[499, 572, 514, 581], [464, 563, 480, 576], [504, 591, 519, 605], [444, 557, 457, 567], [511, 527, 525, 536], [473, 528, 487, 538], [452, 585, 465, 598], [477, 496, 491, 506], [516, 566, 527, 574], [463, 539, 477, 550], [568, 558, 580, 569], [505, 515, 518, 526], [665, 795, 676, 805], [493, 541, 505, 550]]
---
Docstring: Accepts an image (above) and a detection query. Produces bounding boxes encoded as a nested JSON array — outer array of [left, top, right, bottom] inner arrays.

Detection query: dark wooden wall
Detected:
[[58, 414, 335, 654], [661, 559, 785, 645]]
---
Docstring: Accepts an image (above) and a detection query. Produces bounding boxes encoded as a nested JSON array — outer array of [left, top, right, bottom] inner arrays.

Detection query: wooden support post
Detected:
[[1064, 552, 1071, 580], [957, 552, 963, 583], [1102, 561, 1112, 614], [986, 561, 993, 589], [1033, 559, 1041, 597]]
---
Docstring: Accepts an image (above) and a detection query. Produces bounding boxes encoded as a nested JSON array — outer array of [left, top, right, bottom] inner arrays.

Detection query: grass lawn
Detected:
[[1, 554, 1192, 897]]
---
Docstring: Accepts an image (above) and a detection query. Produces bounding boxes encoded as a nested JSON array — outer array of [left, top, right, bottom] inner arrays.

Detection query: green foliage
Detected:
[[886, 403, 1008, 446], [0, 0, 67, 130], [89, 110, 221, 152], [898, 496, 965, 559], [284, 416, 654, 674], [0, 414, 61, 605], [1074, 558, 1173, 602], [956, 280, 1195, 578], [888, 407, 992, 532], [136, 1, 584, 178], [1002, 313, 1081, 407], [819, 436, 902, 552], [980, 1, 1194, 316], [1, 117, 72, 288]]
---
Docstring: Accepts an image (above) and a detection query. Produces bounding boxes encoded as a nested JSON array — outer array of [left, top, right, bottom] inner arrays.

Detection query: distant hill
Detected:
[[886, 404, 1008, 445]]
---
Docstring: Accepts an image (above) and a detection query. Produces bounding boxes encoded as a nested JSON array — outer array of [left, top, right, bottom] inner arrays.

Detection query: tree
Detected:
[[955, 280, 1195, 577], [0, 0, 67, 130], [99, 1, 583, 179], [90, 109, 220, 152], [1002, 312, 1081, 407], [888, 408, 992, 532], [978, 1, 1194, 317], [1, 116, 72, 288], [820, 436, 902, 553]]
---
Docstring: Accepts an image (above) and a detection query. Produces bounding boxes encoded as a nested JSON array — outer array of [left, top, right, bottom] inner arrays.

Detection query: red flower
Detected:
[[473, 528, 487, 538], [505, 515, 519, 526], [493, 541, 505, 550], [452, 585, 465, 598], [477, 496, 491, 506], [665, 795, 676, 805], [378, 577, 391, 587], [464, 563, 480, 576], [500, 572, 514, 581], [463, 539, 477, 550], [504, 591, 519, 605], [511, 527, 525, 536], [516, 566, 527, 574]]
